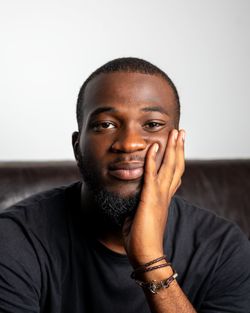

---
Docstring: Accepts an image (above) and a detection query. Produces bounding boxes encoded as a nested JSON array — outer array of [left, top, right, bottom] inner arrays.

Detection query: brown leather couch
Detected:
[[0, 160, 249, 239]]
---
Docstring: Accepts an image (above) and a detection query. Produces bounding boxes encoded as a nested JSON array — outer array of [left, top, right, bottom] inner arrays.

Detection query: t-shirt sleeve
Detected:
[[200, 226, 250, 313], [0, 217, 41, 313]]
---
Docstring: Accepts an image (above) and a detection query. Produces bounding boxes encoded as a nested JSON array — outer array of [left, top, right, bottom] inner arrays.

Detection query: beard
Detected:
[[92, 189, 140, 227], [78, 153, 141, 228]]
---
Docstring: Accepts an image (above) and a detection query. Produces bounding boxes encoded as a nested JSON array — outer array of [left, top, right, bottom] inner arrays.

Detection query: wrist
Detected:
[[129, 251, 165, 268], [139, 264, 174, 282], [131, 255, 173, 281], [130, 256, 178, 295]]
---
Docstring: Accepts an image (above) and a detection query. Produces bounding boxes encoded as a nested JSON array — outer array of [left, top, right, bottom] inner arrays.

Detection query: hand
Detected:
[[122, 129, 185, 267]]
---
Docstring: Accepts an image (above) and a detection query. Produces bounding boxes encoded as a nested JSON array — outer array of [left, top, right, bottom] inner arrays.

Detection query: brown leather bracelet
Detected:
[[137, 255, 168, 268], [131, 255, 170, 279], [131, 262, 172, 279]]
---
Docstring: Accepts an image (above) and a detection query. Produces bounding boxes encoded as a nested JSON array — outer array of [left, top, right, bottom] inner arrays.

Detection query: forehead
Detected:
[[82, 72, 176, 116]]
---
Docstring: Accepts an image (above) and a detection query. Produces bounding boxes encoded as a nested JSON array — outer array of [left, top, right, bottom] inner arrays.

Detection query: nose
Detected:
[[111, 126, 147, 153]]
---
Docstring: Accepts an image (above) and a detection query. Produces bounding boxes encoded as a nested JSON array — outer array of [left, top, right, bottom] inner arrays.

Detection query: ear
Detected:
[[72, 131, 80, 163]]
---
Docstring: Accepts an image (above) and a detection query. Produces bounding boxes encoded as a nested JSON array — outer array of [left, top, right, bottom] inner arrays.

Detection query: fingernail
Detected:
[[182, 131, 186, 141], [174, 130, 178, 141], [154, 143, 159, 153]]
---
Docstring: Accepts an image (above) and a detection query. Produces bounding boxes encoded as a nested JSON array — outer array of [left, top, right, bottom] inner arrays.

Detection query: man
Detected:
[[0, 57, 249, 313]]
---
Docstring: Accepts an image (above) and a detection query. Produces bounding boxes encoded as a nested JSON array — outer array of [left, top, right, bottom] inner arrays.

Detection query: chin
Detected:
[[92, 184, 141, 228], [105, 180, 142, 199]]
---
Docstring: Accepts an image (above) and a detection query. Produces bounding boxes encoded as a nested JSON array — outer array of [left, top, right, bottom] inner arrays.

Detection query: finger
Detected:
[[143, 143, 159, 185], [158, 129, 178, 188], [169, 130, 185, 195]]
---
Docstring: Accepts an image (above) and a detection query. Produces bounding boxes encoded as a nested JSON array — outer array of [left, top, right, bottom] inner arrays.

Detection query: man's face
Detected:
[[74, 72, 177, 197], [74, 72, 178, 202]]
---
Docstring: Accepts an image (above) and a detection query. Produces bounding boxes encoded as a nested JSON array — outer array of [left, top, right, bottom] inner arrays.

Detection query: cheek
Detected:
[[78, 142, 104, 181], [81, 135, 106, 156], [79, 136, 109, 173]]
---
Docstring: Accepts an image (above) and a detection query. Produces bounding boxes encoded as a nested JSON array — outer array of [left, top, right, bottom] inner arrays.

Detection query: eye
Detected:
[[143, 121, 165, 131], [91, 121, 116, 132]]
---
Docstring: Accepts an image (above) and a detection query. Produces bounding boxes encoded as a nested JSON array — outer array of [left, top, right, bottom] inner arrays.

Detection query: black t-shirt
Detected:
[[0, 182, 250, 313]]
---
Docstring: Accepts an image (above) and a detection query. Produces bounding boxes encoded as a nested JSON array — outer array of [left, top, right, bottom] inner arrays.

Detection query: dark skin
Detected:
[[73, 72, 196, 313]]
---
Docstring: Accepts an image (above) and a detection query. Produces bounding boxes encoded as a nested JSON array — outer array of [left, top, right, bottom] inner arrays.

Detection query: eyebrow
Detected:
[[89, 105, 169, 118], [141, 106, 169, 116], [89, 107, 117, 118]]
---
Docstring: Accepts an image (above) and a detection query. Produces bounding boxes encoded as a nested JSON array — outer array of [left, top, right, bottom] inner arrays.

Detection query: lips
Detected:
[[108, 162, 144, 181]]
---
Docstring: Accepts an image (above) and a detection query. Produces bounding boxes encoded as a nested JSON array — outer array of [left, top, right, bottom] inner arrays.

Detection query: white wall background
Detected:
[[0, 0, 249, 160]]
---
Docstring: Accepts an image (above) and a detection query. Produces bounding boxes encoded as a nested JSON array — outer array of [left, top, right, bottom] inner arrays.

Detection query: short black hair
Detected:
[[76, 57, 180, 130]]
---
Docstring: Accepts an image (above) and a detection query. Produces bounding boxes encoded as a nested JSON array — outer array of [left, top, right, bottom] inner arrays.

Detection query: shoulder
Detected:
[[0, 212, 42, 312], [0, 181, 81, 228], [170, 196, 250, 264], [170, 195, 247, 241], [170, 196, 250, 311], [0, 182, 81, 258], [0, 182, 82, 312]]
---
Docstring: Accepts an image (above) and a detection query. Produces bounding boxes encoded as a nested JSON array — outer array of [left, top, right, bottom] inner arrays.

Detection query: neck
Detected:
[[98, 230, 126, 255]]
